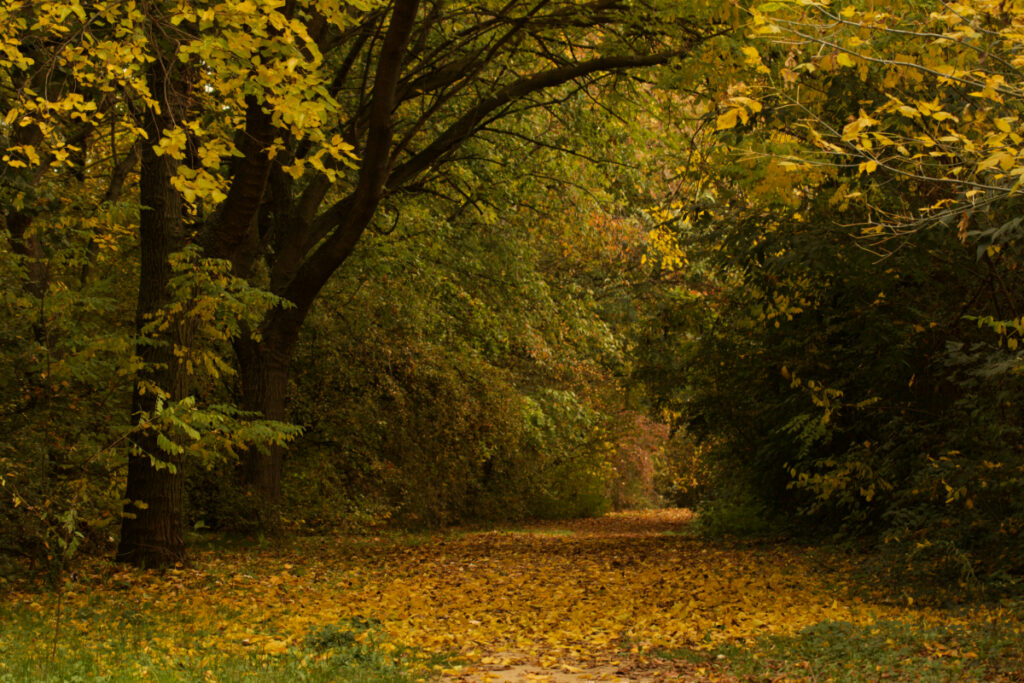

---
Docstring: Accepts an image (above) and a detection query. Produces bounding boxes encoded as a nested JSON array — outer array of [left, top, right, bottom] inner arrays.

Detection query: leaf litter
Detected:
[[6, 509, 1021, 681]]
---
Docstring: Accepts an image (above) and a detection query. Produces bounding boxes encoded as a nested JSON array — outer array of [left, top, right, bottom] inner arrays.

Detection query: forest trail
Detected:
[[8, 509, 1021, 682]]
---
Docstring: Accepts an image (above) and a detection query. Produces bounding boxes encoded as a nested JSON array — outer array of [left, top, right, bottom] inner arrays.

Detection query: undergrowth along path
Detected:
[[4, 509, 1022, 681]]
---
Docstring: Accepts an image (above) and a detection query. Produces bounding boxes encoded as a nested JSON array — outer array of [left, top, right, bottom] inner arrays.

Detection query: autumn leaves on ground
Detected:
[[3, 509, 1021, 683]]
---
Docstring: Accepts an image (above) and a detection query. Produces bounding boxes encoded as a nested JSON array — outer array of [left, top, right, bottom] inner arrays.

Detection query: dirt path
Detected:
[[439, 510, 715, 682], [430, 509, 771, 682]]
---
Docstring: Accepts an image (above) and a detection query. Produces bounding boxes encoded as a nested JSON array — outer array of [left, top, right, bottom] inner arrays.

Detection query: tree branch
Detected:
[[276, 0, 421, 317], [386, 46, 704, 190]]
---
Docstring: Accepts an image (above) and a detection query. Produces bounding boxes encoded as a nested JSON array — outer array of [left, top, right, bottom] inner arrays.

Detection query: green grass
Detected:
[[0, 608, 428, 683], [658, 617, 1024, 682]]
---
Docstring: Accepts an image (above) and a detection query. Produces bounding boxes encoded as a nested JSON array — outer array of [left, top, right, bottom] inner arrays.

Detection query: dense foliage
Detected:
[[191, 127, 655, 530], [3, 0, 714, 571], [636, 0, 1024, 583], [1, 0, 1022, 594]]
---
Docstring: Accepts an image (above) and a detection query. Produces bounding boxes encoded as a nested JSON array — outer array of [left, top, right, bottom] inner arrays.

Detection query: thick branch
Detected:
[[273, 0, 421, 316], [202, 96, 276, 274], [386, 47, 698, 189], [268, 11, 718, 348]]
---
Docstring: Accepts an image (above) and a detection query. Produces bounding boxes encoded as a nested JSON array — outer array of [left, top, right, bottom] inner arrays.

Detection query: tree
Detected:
[[1, 0, 302, 566], [634, 0, 1024, 578], [199, 0, 725, 530], [1, 0, 151, 569], [277, 100, 660, 528], [136, 0, 729, 543], [3, 0, 733, 564]]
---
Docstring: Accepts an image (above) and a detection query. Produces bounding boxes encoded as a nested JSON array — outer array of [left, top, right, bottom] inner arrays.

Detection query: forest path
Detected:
[[416, 508, 880, 682], [11, 509, 1020, 682]]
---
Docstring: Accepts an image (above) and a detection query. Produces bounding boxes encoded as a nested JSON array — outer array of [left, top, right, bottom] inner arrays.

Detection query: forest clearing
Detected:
[[3, 509, 1022, 682]]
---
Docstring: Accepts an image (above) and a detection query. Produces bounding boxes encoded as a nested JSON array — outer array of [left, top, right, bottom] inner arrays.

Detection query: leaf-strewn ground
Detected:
[[3, 509, 1022, 681]]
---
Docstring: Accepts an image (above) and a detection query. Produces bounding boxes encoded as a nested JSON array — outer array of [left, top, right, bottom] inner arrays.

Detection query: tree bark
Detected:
[[234, 328, 295, 530], [229, 0, 422, 530], [116, 57, 192, 567]]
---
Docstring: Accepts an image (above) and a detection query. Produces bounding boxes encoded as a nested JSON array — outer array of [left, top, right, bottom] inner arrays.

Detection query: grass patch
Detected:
[[659, 618, 1024, 682], [0, 607, 428, 683]]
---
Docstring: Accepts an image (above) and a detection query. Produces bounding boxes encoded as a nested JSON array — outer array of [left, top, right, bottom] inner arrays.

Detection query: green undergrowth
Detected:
[[0, 609, 429, 683], [659, 617, 1024, 682]]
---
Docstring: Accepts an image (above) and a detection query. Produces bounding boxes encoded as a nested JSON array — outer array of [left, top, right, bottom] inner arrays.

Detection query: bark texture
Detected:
[[116, 57, 192, 567], [234, 331, 294, 530]]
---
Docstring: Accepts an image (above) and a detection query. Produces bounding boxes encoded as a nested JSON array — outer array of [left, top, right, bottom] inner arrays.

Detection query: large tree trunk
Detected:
[[234, 327, 296, 531], [230, 1, 422, 532], [117, 434, 186, 566], [116, 58, 191, 567]]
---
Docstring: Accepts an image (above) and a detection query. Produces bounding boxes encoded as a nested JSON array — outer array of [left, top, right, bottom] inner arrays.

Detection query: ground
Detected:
[[2, 509, 1022, 681]]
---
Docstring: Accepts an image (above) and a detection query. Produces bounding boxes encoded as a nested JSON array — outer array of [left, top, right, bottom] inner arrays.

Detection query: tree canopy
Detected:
[[1, 0, 1022, 587]]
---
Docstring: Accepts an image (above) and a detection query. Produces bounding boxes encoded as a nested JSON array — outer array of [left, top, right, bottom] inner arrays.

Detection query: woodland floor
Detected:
[[3, 509, 1023, 682]]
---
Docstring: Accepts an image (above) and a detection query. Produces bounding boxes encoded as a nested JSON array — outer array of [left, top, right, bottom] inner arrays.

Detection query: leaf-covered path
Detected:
[[5, 509, 1022, 681]]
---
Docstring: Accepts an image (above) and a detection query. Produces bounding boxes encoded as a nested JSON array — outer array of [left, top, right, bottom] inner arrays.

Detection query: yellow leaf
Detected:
[[836, 53, 855, 68], [977, 151, 1014, 173], [716, 108, 739, 131], [858, 160, 878, 174]]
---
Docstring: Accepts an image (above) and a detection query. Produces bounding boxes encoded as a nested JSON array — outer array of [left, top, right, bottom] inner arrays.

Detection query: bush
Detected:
[[693, 493, 770, 537], [633, 165, 1024, 580]]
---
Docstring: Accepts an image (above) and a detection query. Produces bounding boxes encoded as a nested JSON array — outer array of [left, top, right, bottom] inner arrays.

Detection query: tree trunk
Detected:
[[234, 329, 295, 531], [117, 434, 185, 566], [229, 1, 422, 532], [116, 58, 191, 567]]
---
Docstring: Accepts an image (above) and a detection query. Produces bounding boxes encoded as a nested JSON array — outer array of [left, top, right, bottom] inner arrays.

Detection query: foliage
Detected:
[[276, 127, 650, 528], [0, 175, 137, 575], [631, 0, 1024, 580], [1, 0, 733, 562], [693, 495, 771, 538], [0, 237, 303, 570], [0, 0, 312, 564], [748, 0, 1024, 236], [652, 430, 713, 509], [640, 174, 1024, 573]]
